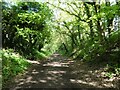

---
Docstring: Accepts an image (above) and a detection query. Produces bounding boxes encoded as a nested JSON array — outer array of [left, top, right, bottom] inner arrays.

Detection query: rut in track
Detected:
[[4, 53, 119, 89]]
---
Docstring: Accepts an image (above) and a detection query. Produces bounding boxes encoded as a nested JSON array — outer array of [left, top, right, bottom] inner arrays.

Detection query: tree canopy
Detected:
[[1, 0, 120, 87]]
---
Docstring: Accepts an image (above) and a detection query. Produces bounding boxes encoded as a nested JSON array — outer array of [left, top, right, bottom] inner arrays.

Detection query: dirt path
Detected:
[[4, 53, 119, 89]]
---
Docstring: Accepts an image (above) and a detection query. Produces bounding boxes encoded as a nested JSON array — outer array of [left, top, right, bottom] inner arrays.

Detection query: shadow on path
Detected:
[[4, 53, 117, 90]]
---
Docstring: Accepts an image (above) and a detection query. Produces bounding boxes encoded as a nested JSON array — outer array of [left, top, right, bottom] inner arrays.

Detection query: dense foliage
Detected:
[[2, 2, 53, 59]]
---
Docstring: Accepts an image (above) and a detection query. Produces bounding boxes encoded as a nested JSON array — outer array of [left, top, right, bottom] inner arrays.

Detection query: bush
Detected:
[[0, 49, 30, 85]]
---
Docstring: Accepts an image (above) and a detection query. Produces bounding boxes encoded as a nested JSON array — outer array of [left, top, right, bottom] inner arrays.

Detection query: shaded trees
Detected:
[[2, 2, 53, 59], [48, 1, 120, 61]]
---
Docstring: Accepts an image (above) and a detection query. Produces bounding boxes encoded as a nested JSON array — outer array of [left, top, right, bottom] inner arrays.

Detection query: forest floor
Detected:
[[4, 53, 120, 90]]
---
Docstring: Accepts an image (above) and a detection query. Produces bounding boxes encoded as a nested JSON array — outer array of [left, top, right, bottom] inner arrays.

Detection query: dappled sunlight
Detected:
[[26, 80, 38, 84], [42, 57, 74, 68], [39, 80, 47, 83], [5, 53, 118, 89], [18, 82, 24, 85], [26, 60, 40, 64], [31, 70, 39, 74], [43, 61, 70, 67], [48, 70, 66, 74], [103, 83, 114, 88], [71, 70, 85, 74], [70, 79, 101, 88], [26, 76, 33, 83], [47, 77, 55, 80], [52, 53, 61, 57]]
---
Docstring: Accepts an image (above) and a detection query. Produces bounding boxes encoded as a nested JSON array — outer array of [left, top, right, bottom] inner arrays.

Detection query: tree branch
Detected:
[[47, 2, 87, 23]]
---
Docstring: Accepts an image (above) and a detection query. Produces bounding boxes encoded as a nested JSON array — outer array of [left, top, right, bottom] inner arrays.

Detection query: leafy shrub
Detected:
[[0, 49, 30, 85]]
